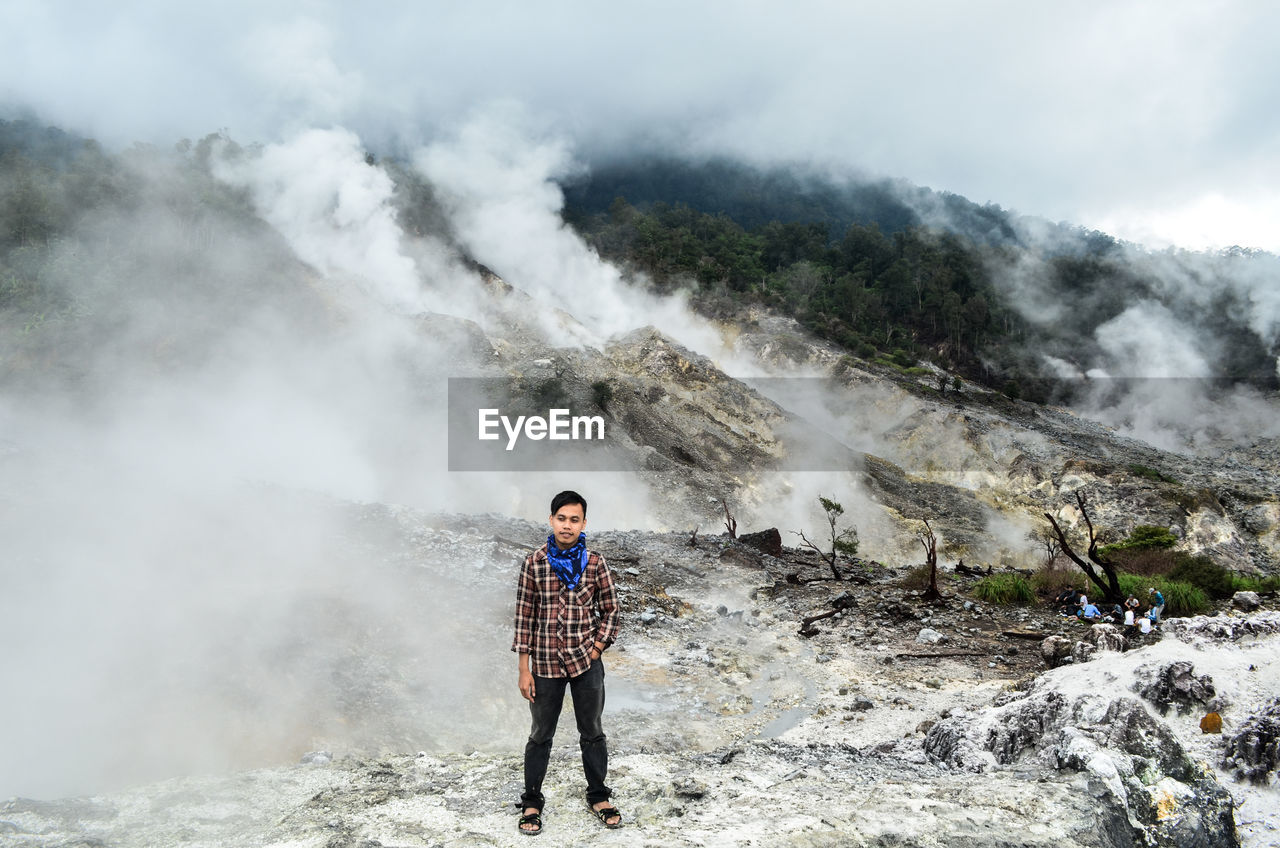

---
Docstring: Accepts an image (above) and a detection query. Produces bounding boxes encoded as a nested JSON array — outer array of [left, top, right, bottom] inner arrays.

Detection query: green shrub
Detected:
[[1117, 573, 1209, 617], [1231, 574, 1280, 594], [1128, 464, 1178, 484], [1100, 525, 1178, 557], [973, 573, 1035, 605], [1116, 572, 1146, 598], [1168, 554, 1236, 600], [1161, 581, 1210, 616]]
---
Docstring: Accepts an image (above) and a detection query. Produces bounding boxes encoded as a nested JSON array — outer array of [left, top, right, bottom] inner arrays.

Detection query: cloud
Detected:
[[1089, 192, 1280, 254], [3, 1, 1279, 249], [237, 16, 364, 130]]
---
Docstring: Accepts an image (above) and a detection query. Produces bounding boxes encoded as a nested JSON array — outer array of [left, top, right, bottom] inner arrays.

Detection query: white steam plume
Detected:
[[413, 106, 727, 357], [213, 127, 429, 315]]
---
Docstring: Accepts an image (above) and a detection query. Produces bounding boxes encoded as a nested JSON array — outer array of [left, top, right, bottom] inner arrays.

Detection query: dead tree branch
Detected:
[[1043, 490, 1122, 602], [721, 500, 737, 539], [918, 518, 942, 602]]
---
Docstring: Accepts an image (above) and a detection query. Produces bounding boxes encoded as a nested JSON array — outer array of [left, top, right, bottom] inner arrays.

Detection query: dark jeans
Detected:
[[521, 659, 610, 810]]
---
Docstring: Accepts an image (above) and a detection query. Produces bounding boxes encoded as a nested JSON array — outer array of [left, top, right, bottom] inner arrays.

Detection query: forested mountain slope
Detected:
[[562, 157, 1280, 403]]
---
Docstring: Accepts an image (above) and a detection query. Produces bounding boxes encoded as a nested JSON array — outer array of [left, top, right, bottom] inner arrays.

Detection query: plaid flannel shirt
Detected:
[[512, 543, 619, 679]]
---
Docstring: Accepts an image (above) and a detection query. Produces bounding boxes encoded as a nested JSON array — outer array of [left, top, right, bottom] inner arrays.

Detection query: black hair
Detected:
[[550, 490, 587, 517]]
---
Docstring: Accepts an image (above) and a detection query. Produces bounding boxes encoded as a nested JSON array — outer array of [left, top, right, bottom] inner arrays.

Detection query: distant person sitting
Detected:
[[1055, 588, 1081, 613], [1138, 613, 1155, 635], [1106, 603, 1126, 625], [1077, 601, 1102, 621]]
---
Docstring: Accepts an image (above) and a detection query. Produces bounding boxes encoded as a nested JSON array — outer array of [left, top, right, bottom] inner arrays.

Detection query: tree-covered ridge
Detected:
[[570, 196, 1029, 393], [562, 156, 1021, 246], [564, 159, 1280, 399]]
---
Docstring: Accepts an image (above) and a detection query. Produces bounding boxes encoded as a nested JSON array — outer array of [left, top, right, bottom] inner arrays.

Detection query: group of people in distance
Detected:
[[1054, 587, 1166, 636]]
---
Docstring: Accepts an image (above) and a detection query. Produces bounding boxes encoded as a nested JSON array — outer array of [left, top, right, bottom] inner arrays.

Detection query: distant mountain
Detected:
[[562, 156, 1026, 248]]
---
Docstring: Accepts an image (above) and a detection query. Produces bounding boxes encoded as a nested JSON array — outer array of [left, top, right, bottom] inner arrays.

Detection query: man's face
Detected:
[[549, 503, 586, 549]]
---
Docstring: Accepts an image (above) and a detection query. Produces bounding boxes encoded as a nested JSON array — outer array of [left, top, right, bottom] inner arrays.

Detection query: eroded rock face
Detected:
[[1041, 634, 1074, 668], [1088, 623, 1128, 654], [1098, 698, 1196, 783], [1222, 697, 1280, 784], [924, 691, 1071, 772], [1135, 661, 1217, 716], [923, 690, 1239, 847], [1164, 612, 1280, 642]]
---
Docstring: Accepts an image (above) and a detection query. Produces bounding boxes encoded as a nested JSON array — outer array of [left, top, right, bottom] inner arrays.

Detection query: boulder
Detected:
[[738, 528, 783, 558], [1232, 591, 1261, 612], [925, 690, 1241, 846], [1097, 698, 1195, 782], [1040, 635, 1074, 668], [1136, 661, 1216, 716], [915, 628, 945, 645]]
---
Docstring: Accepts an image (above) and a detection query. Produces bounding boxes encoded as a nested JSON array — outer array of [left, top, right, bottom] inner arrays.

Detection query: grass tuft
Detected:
[[973, 573, 1035, 605]]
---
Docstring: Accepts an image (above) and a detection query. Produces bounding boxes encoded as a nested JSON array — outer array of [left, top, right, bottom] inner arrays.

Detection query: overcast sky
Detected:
[[3, 0, 1278, 251]]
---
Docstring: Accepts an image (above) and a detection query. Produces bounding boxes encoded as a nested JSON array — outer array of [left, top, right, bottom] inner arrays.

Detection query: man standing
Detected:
[[1148, 587, 1166, 622], [512, 490, 621, 835]]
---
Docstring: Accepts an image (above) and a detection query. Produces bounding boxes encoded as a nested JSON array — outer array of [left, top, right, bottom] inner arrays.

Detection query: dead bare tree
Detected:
[[1043, 490, 1123, 602], [918, 518, 943, 601], [1037, 526, 1063, 567], [721, 499, 737, 539]]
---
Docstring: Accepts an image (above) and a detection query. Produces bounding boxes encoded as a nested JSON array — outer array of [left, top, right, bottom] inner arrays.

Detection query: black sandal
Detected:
[[517, 810, 542, 836], [589, 803, 623, 829]]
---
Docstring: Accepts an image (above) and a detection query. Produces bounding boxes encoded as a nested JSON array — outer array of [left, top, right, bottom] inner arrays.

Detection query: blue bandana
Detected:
[[545, 533, 589, 590]]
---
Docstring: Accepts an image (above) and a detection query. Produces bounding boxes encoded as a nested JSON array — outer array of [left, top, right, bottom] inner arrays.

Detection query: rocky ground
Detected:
[[4, 510, 1278, 848]]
